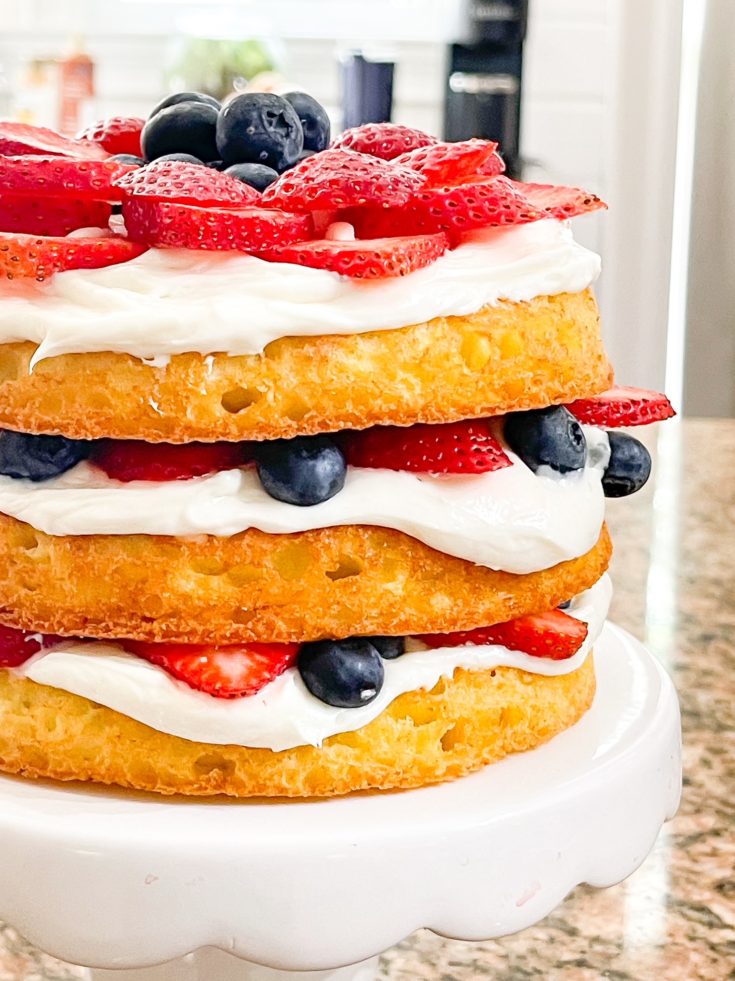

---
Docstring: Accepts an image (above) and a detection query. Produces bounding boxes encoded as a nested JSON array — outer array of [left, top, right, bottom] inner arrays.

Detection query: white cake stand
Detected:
[[0, 623, 681, 981]]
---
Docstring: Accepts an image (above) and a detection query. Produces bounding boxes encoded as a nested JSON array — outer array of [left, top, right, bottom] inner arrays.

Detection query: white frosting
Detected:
[[17, 575, 611, 751], [0, 220, 600, 365], [0, 428, 610, 574]]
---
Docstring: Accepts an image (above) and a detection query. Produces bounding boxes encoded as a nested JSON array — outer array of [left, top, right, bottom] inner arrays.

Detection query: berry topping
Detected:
[[298, 638, 385, 708], [0, 232, 146, 281], [0, 625, 61, 668], [510, 181, 607, 221], [365, 636, 406, 660], [283, 91, 331, 153], [148, 91, 221, 119], [0, 156, 135, 201], [342, 419, 511, 474], [224, 162, 279, 191], [141, 102, 219, 163], [392, 139, 499, 186], [216, 93, 304, 171], [266, 233, 448, 279], [565, 386, 676, 428], [331, 123, 438, 160], [504, 406, 587, 474], [77, 116, 145, 158], [254, 435, 346, 506], [153, 152, 205, 165], [261, 147, 425, 212], [0, 121, 108, 159], [0, 431, 90, 481], [127, 640, 300, 699], [0, 195, 112, 237], [92, 440, 248, 482], [417, 608, 588, 660], [114, 159, 259, 207], [602, 432, 652, 498], [109, 153, 145, 166], [122, 199, 312, 252]]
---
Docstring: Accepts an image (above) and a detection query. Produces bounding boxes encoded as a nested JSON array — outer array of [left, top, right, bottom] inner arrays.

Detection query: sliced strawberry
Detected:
[[0, 122, 109, 159], [0, 156, 135, 201], [565, 386, 676, 427], [123, 199, 313, 252], [77, 116, 145, 157], [126, 640, 300, 698], [331, 123, 438, 160], [261, 148, 425, 213], [392, 139, 498, 186], [0, 194, 112, 236], [114, 159, 260, 207], [510, 181, 606, 220], [264, 233, 447, 279], [0, 624, 61, 667], [476, 151, 506, 177], [416, 608, 588, 661], [341, 418, 511, 474], [0, 233, 146, 281], [93, 440, 249, 482]]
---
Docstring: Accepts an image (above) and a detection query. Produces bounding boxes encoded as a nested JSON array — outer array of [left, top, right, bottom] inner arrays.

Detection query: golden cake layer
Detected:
[[0, 517, 611, 642], [0, 655, 595, 798], [0, 290, 611, 441]]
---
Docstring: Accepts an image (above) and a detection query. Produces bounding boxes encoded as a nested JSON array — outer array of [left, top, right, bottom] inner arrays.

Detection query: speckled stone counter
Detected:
[[1, 419, 732, 981]]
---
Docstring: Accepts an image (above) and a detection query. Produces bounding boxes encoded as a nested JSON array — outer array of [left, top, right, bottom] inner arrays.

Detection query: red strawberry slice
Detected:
[[126, 640, 300, 698], [0, 194, 112, 237], [0, 233, 146, 281], [114, 159, 260, 207], [565, 386, 675, 427], [0, 122, 109, 159], [123, 199, 313, 252], [331, 123, 439, 160], [0, 155, 136, 201], [392, 139, 498, 186], [261, 148, 425, 213], [416, 608, 588, 660], [510, 181, 606, 220], [341, 419, 511, 474], [77, 116, 145, 157], [264, 233, 447, 279], [476, 151, 506, 177], [93, 440, 249, 482], [0, 624, 61, 667]]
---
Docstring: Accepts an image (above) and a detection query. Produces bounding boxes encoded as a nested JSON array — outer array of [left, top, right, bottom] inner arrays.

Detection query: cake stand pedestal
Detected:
[[0, 623, 681, 981]]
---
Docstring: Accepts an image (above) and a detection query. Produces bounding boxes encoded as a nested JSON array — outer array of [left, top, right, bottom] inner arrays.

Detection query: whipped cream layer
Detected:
[[0, 428, 610, 574], [17, 575, 611, 751], [0, 220, 600, 365]]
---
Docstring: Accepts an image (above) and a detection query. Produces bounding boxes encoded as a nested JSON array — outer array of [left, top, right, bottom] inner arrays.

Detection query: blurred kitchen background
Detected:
[[0, 0, 731, 417]]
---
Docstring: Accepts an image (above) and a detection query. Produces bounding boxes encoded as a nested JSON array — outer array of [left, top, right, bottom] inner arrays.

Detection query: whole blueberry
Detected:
[[152, 152, 204, 165], [283, 91, 331, 152], [149, 91, 221, 119], [504, 406, 587, 474], [110, 153, 145, 166], [224, 162, 279, 191], [141, 102, 219, 163], [298, 638, 385, 708], [0, 431, 90, 482], [205, 159, 226, 170], [363, 636, 406, 660], [216, 93, 304, 171], [602, 432, 651, 498], [255, 435, 346, 506]]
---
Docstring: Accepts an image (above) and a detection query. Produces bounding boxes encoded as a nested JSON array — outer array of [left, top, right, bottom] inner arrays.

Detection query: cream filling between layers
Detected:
[[0, 428, 610, 574], [0, 220, 601, 365], [16, 575, 612, 751]]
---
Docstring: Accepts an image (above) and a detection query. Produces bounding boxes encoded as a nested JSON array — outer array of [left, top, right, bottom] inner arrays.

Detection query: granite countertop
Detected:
[[1, 418, 732, 981]]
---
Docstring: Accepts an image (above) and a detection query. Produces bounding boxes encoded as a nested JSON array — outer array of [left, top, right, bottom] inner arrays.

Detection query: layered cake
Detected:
[[0, 96, 674, 796]]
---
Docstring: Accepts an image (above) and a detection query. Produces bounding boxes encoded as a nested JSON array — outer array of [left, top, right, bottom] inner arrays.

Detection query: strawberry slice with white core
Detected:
[[126, 640, 301, 698], [264, 233, 448, 279], [0, 233, 146, 281], [0, 194, 112, 237], [0, 122, 109, 159], [0, 624, 61, 667], [341, 418, 512, 473], [93, 440, 249, 482], [114, 159, 260, 207], [331, 123, 439, 160], [416, 608, 588, 661], [392, 139, 499, 186], [123, 199, 313, 252], [565, 386, 676, 427], [0, 155, 136, 201]]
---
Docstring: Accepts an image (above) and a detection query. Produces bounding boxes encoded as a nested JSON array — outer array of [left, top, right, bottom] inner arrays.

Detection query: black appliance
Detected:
[[444, 0, 529, 177], [341, 52, 395, 129]]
